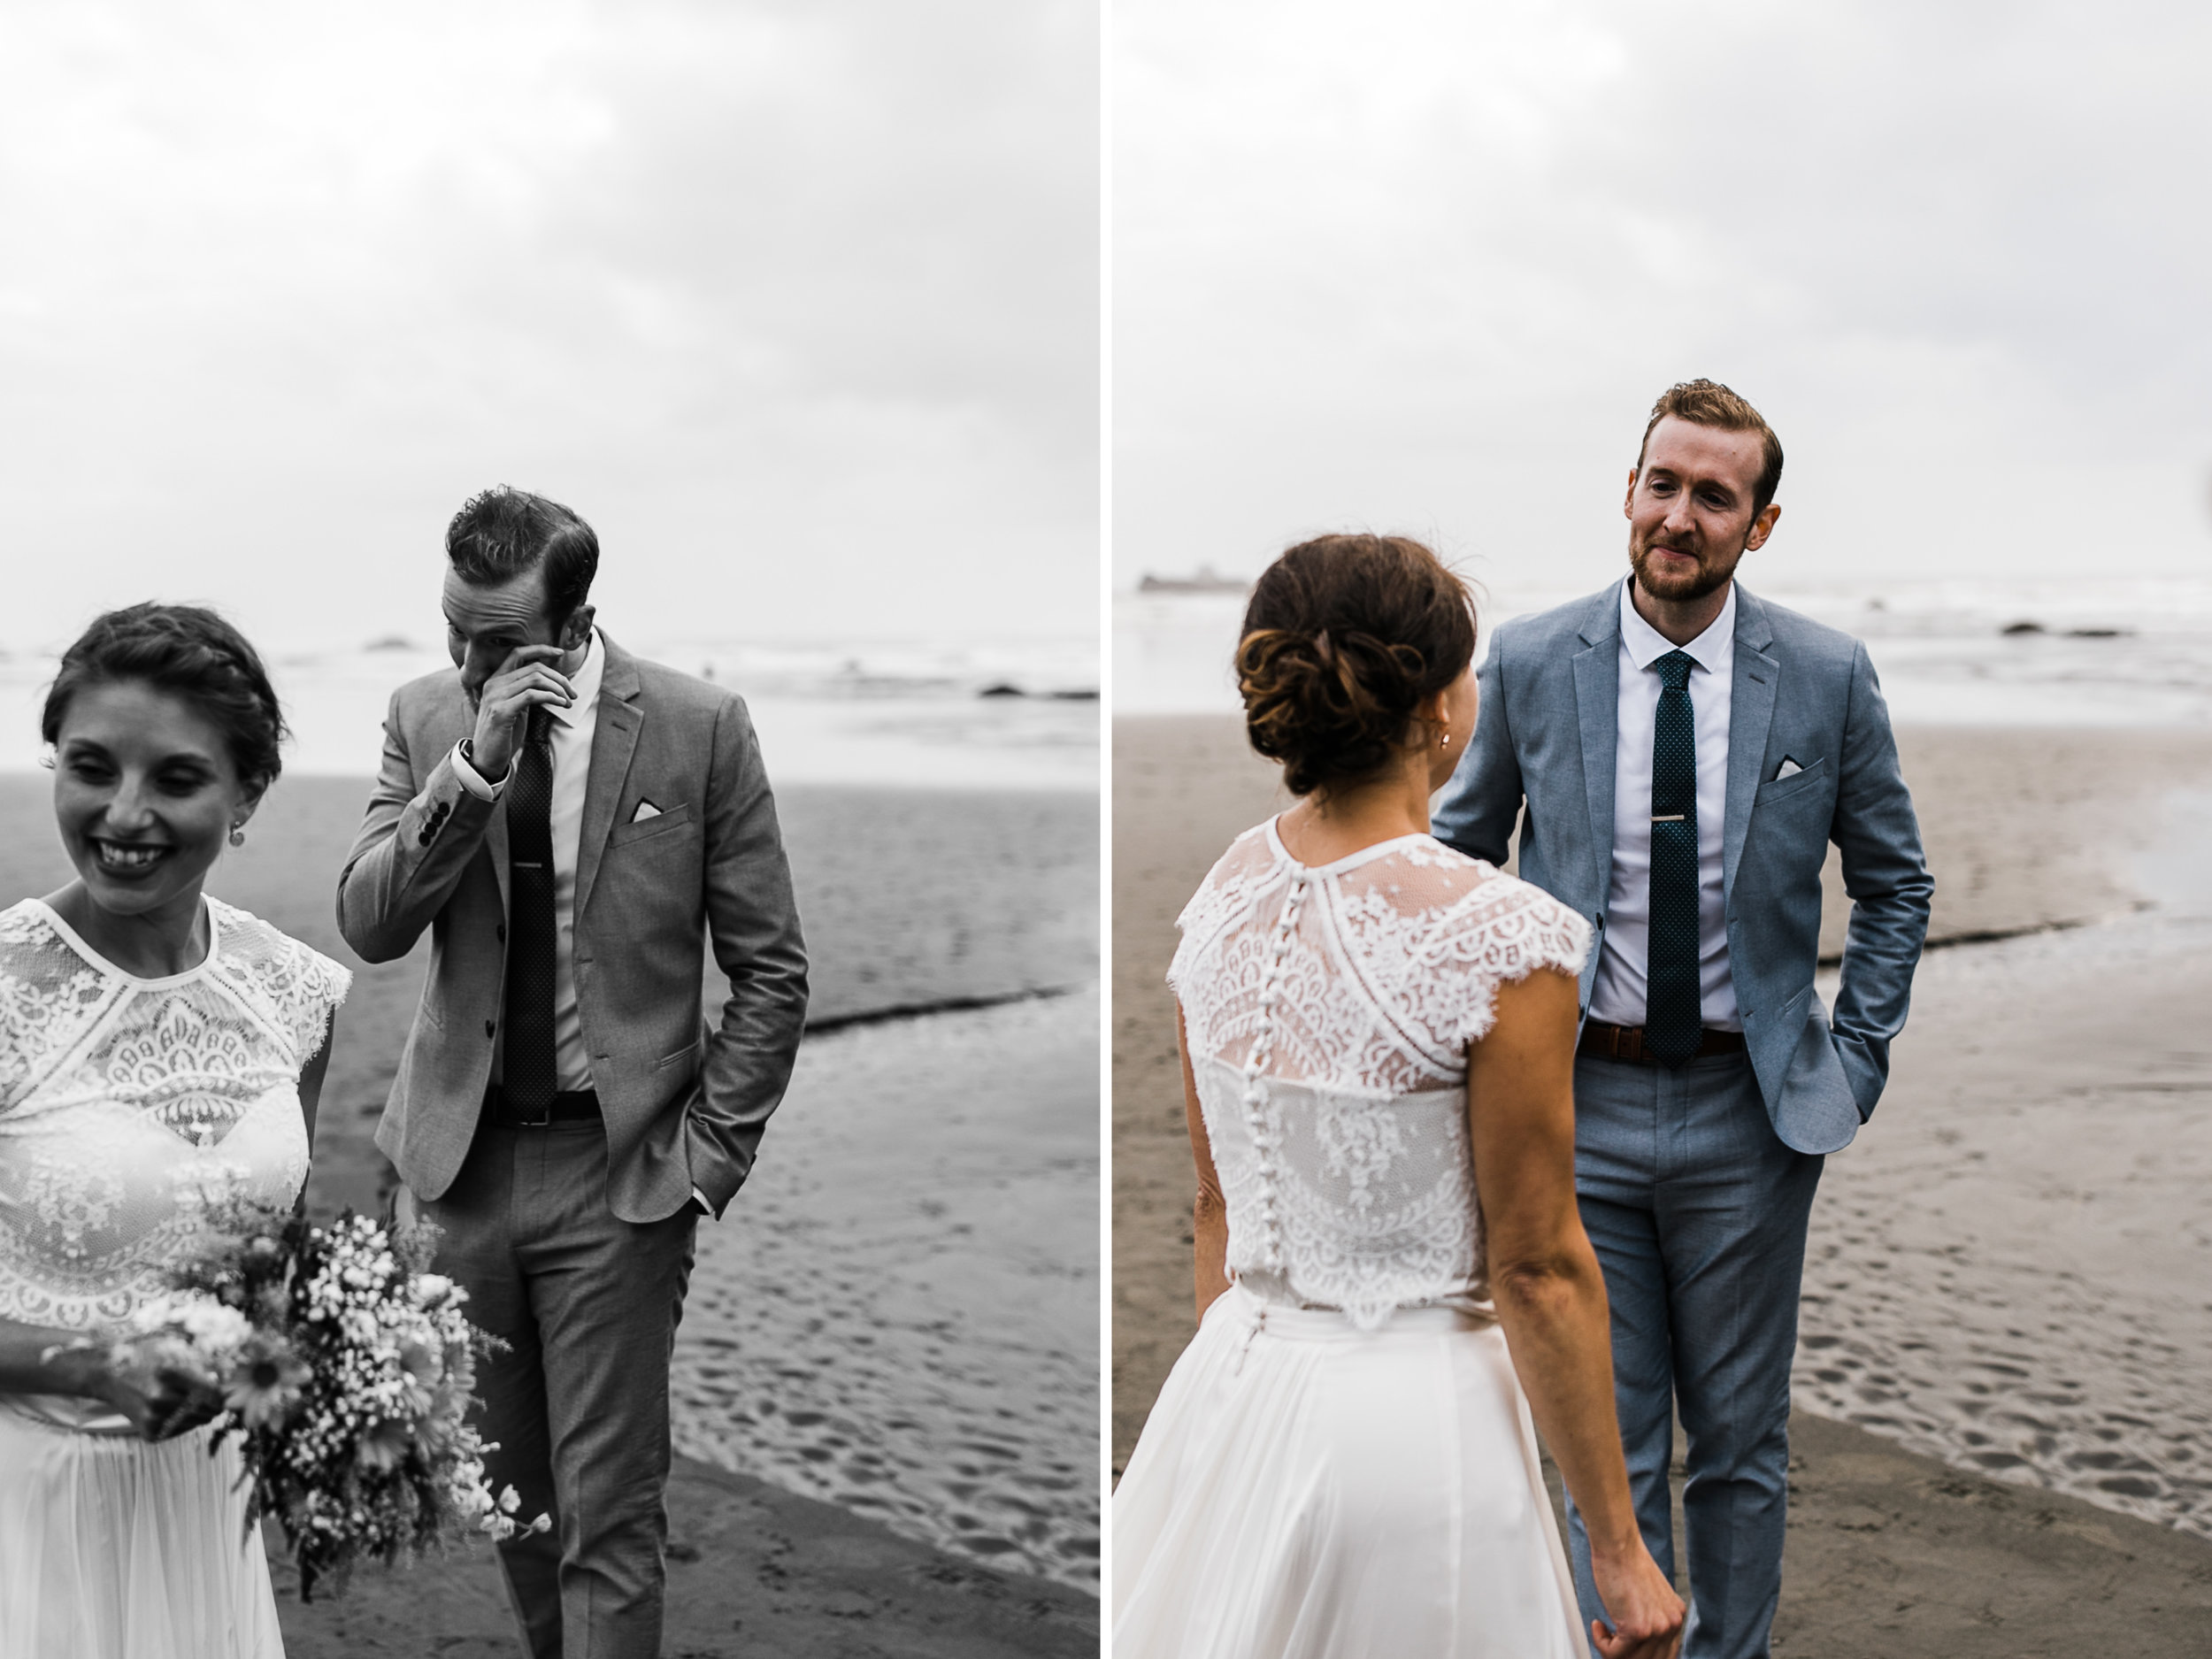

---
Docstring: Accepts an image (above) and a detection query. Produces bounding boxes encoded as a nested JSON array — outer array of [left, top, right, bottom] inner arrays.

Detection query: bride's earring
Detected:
[[1438, 726, 1449, 749], [228, 825, 245, 848]]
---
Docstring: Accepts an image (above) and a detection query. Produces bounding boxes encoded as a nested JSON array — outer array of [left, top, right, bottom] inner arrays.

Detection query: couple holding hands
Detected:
[[1117, 380, 1932, 1659], [0, 486, 805, 1658]]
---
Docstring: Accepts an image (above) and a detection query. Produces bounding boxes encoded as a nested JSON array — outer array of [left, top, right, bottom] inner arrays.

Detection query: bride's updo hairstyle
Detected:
[[1237, 534, 1475, 796], [42, 603, 289, 797]]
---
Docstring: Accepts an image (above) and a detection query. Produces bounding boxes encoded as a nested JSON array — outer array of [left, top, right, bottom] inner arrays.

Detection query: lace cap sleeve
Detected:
[[1165, 824, 1274, 1000], [210, 901, 354, 1066], [1417, 872, 1591, 1053], [0, 901, 114, 1110], [284, 941, 354, 1064]]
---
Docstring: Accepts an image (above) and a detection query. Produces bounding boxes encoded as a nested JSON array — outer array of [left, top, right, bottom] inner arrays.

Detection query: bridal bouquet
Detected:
[[116, 1202, 548, 1599]]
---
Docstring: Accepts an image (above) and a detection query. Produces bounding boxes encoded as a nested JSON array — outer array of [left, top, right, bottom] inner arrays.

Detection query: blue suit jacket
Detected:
[[1432, 582, 1932, 1155]]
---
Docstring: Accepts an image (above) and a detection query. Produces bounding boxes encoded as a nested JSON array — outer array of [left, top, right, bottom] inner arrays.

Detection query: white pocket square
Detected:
[[631, 800, 664, 823], [1773, 757, 1802, 780]]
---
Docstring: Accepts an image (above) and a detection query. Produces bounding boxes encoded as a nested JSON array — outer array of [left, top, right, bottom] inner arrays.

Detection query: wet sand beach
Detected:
[[673, 987, 1099, 1590], [1795, 910, 2212, 1541], [1113, 714, 2212, 1649], [270, 1455, 1100, 1659], [0, 772, 1101, 1642]]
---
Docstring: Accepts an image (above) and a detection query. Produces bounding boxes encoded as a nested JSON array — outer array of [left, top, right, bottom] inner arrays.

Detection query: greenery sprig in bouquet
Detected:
[[116, 1202, 548, 1600]]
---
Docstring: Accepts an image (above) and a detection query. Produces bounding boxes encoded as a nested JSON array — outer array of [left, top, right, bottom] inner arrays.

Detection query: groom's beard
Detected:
[[1630, 536, 1745, 604]]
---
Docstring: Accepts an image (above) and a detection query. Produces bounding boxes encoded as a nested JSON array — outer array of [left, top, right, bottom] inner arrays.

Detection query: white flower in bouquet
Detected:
[[169, 1296, 254, 1355], [150, 1201, 550, 1600], [127, 1292, 252, 1358]]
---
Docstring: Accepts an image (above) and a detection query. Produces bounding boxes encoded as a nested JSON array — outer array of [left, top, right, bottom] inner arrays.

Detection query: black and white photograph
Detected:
[[1111, 4, 2212, 1656], [0, 4, 1099, 1656]]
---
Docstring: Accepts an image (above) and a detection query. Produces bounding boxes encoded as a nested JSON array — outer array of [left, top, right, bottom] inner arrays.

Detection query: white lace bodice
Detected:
[[1169, 821, 1590, 1330], [0, 896, 350, 1343]]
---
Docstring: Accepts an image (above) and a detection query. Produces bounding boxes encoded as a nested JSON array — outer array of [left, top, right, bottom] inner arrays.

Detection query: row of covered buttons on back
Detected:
[[1238, 869, 1309, 1274]]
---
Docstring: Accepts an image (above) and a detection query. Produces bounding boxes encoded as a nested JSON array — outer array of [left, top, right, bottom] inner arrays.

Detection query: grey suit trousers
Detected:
[[1563, 1051, 1823, 1659], [427, 1119, 697, 1659]]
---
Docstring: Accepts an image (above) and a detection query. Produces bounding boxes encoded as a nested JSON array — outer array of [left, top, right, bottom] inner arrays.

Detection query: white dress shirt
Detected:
[[1587, 579, 1742, 1032], [452, 630, 603, 1092]]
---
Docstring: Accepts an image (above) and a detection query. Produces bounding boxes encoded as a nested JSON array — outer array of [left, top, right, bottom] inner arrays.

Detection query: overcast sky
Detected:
[[1116, 0, 2212, 598], [0, 0, 1096, 655]]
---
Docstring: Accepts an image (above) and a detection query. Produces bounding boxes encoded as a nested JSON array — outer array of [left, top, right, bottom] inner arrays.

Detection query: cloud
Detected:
[[0, 0, 1097, 652], [1116, 0, 2212, 592]]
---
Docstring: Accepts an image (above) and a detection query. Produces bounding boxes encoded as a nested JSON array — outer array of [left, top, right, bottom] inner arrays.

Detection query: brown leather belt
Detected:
[[482, 1084, 603, 1128], [1578, 1022, 1747, 1065]]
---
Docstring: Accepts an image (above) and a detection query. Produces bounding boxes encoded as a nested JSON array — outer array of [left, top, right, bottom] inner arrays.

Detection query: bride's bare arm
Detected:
[[0, 1318, 201, 1435], [1468, 967, 1684, 1659], [298, 1008, 337, 1146], [0, 1317, 108, 1398], [1177, 1005, 1232, 1322]]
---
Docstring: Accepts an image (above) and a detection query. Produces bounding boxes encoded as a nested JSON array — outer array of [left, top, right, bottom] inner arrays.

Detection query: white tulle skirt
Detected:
[[0, 1399, 286, 1659], [1114, 1286, 1587, 1659]]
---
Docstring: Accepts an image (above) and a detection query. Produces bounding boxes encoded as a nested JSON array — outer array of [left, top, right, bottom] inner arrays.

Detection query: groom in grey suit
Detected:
[[1434, 381, 1931, 1658], [338, 487, 808, 1658]]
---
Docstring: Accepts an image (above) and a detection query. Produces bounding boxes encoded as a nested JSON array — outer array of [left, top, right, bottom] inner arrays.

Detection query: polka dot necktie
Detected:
[[1645, 649, 1701, 1067], [502, 708, 559, 1110]]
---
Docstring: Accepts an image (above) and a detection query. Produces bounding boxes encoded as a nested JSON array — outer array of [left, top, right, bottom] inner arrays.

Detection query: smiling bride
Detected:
[[0, 604, 350, 1658]]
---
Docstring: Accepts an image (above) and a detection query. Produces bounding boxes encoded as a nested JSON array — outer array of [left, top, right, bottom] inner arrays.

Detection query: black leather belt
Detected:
[[1578, 1022, 1747, 1065], [482, 1084, 602, 1128]]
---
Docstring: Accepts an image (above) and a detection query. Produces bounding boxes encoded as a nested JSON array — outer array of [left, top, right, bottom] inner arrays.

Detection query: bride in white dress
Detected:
[[0, 605, 350, 1659], [1114, 535, 1683, 1659]]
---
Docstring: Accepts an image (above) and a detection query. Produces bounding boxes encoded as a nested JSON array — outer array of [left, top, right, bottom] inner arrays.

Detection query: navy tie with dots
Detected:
[[1645, 649, 1701, 1067], [502, 707, 559, 1111]]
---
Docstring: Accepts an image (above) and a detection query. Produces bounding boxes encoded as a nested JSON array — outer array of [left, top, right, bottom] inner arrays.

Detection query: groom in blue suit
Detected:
[[1434, 380, 1932, 1657]]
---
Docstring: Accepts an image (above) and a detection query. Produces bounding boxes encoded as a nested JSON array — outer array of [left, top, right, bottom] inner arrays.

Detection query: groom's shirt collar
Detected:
[[545, 629, 605, 727], [1618, 575, 1736, 680]]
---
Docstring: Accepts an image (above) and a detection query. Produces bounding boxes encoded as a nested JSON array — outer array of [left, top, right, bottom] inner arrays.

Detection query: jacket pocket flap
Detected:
[[609, 803, 696, 847], [653, 1039, 703, 1072], [1754, 757, 1828, 803]]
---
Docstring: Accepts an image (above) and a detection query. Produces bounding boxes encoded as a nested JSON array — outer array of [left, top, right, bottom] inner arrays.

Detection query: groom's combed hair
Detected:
[[42, 604, 288, 796], [445, 486, 601, 624], [1636, 380, 1785, 514], [1236, 534, 1476, 798]]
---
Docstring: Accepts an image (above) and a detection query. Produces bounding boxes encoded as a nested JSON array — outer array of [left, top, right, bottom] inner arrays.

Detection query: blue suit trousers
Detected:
[[1563, 1051, 1823, 1659]]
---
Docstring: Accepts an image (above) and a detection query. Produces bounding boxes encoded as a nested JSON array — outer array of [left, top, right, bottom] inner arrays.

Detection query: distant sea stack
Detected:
[[976, 683, 1100, 701], [1138, 566, 1250, 595], [2001, 620, 2132, 640]]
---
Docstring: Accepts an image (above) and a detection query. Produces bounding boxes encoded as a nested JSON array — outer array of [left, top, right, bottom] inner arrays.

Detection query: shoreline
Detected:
[[1111, 715, 2212, 1649]]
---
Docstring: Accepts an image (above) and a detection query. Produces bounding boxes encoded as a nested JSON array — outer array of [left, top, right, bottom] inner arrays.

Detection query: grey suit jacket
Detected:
[[336, 633, 809, 1222], [1432, 582, 1932, 1155]]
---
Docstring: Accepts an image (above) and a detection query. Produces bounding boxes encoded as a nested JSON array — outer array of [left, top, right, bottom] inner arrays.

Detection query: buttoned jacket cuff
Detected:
[[449, 739, 508, 802]]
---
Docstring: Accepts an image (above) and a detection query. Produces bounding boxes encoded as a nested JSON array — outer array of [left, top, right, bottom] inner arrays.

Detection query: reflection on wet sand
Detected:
[[1795, 912, 2212, 1540], [674, 991, 1100, 1590]]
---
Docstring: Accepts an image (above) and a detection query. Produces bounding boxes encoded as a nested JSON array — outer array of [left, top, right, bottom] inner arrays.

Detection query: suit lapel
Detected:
[[573, 633, 644, 926], [1571, 588, 1622, 901], [1723, 586, 1778, 903]]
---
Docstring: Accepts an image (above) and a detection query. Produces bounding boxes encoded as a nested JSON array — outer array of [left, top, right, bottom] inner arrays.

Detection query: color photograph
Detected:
[[1111, 5, 2212, 1655]]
